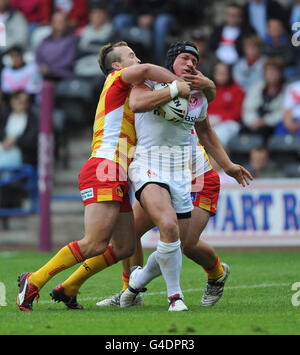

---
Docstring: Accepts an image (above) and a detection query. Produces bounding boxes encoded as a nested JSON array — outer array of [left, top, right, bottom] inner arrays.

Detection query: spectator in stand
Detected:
[[245, 145, 277, 178], [207, 61, 245, 147], [109, 0, 176, 65], [233, 35, 266, 92], [275, 62, 300, 136], [243, 0, 288, 40], [262, 18, 297, 77], [35, 11, 77, 81], [242, 57, 286, 143], [189, 29, 218, 78], [10, 0, 45, 35], [78, 3, 115, 54], [75, 3, 115, 77], [0, 91, 38, 171], [209, 2, 255, 66], [0, 0, 28, 54], [40, 0, 88, 33], [1, 46, 42, 101]]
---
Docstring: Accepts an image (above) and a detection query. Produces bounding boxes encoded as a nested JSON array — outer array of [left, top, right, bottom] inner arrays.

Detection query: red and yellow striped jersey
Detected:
[[90, 68, 136, 172]]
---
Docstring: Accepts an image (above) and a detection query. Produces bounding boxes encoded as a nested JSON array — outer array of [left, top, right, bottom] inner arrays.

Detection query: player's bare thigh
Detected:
[[139, 183, 179, 243]]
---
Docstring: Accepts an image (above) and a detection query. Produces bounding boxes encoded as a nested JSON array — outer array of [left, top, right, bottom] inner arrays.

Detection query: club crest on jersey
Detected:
[[116, 185, 124, 197], [189, 96, 198, 107]]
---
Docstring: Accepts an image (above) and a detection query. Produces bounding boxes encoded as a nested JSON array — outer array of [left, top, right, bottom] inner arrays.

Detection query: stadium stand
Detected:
[[284, 162, 300, 177], [267, 134, 300, 166], [227, 133, 264, 166], [1, 0, 300, 230]]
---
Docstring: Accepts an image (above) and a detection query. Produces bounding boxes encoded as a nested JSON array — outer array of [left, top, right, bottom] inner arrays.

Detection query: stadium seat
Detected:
[[0, 164, 38, 229], [284, 162, 300, 178], [55, 77, 94, 126], [267, 135, 300, 167], [55, 77, 96, 167], [227, 134, 264, 165]]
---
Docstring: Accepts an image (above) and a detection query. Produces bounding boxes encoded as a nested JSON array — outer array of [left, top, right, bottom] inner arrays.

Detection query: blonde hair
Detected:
[[98, 41, 128, 76]]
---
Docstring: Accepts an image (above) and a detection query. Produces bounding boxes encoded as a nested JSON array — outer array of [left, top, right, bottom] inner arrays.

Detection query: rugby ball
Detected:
[[154, 83, 188, 122]]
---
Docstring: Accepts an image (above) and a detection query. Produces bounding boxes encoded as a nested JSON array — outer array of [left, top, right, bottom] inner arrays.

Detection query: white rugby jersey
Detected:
[[133, 82, 208, 175]]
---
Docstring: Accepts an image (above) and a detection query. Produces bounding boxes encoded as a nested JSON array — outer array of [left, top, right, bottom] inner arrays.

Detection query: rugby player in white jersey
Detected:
[[117, 40, 252, 311]]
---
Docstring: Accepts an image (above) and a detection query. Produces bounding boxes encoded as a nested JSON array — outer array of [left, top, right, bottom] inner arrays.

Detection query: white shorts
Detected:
[[128, 159, 194, 215]]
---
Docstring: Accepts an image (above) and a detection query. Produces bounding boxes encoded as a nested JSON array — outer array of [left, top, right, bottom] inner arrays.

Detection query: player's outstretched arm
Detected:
[[129, 81, 191, 113], [121, 63, 180, 87], [195, 118, 253, 187]]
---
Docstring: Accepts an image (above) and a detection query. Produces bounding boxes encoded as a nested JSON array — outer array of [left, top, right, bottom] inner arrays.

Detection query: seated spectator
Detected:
[[75, 3, 115, 77], [35, 11, 77, 81], [10, 0, 45, 36], [246, 145, 278, 178], [243, 0, 288, 39], [275, 64, 300, 136], [110, 0, 176, 65], [207, 61, 245, 147], [40, 0, 88, 32], [209, 2, 255, 66], [0, 91, 38, 171], [189, 29, 218, 78], [262, 18, 297, 77], [242, 57, 286, 143], [1, 46, 42, 101], [78, 4, 115, 54], [233, 35, 266, 93], [0, 0, 28, 54]]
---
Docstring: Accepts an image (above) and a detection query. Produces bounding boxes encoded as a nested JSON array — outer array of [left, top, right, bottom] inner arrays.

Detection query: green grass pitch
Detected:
[[1, 249, 300, 335]]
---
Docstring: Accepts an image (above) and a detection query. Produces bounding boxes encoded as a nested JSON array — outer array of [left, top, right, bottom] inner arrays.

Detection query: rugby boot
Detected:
[[50, 284, 83, 310]]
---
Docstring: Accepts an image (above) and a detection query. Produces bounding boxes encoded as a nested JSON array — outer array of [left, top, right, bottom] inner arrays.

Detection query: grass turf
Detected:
[[1, 249, 300, 335]]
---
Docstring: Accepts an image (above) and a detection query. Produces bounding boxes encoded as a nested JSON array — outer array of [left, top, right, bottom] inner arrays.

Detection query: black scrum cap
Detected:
[[165, 40, 199, 73]]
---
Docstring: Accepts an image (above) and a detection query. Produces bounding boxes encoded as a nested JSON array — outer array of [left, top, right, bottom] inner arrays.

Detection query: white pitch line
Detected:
[[38, 282, 290, 304]]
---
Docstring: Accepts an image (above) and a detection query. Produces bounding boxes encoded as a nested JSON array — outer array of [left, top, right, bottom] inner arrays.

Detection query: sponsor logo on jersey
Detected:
[[80, 188, 94, 201], [147, 169, 157, 178], [190, 192, 197, 202]]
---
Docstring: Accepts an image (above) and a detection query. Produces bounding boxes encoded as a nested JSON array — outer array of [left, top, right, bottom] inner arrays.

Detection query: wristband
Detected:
[[169, 80, 179, 99]]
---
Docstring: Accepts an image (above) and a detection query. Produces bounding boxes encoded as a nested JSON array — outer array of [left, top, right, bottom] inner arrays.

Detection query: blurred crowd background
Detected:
[[1, 0, 300, 217]]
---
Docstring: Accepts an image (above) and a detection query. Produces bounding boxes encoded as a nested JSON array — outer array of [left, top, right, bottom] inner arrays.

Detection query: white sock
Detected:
[[134, 251, 161, 289], [155, 240, 183, 299]]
